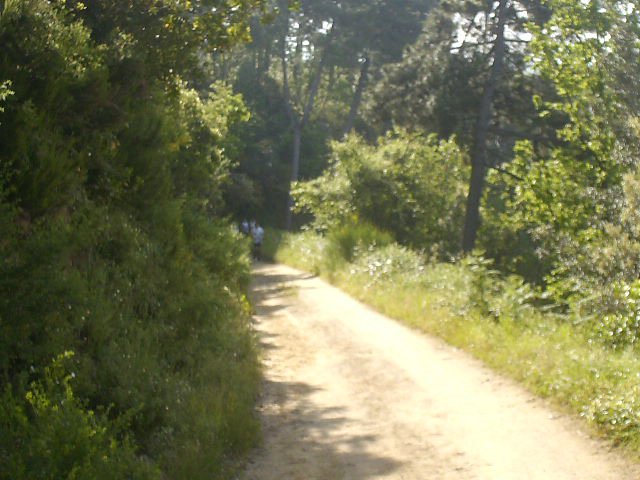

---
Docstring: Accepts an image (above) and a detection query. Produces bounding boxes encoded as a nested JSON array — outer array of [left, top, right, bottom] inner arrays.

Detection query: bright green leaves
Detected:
[[0, 353, 160, 480], [59, 0, 268, 79], [1, 0, 101, 80], [294, 130, 468, 256], [170, 82, 250, 212], [0, 80, 11, 135], [593, 281, 640, 349], [527, 0, 626, 163], [487, 0, 637, 290], [502, 141, 607, 235], [0, 80, 11, 112]]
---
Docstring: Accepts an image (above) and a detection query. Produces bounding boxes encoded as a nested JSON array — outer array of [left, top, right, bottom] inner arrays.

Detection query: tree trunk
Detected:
[[259, 41, 272, 76], [285, 122, 302, 231], [343, 55, 370, 138], [281, 22, 335, 230], [462, 161, 487, 252], [462, 0, 509, 253]]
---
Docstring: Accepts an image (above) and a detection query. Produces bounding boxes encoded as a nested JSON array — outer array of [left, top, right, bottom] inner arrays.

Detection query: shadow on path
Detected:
[[242, 263, 404, 480], [244, 378, 402, 480]]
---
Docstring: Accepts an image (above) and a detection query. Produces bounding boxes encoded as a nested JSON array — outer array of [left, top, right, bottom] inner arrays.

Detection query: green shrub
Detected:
[[588, 281, 640, 350], [455, 255, 538, 323], [0, 204, 261, 478], [0, 353, 159, 480], [0, 3, 262, 477], [273, 230, 328, 274], [326, 222, 394, 264], [582, 383, 640, 447], [293, 130, 468, 256], [349, 242, 425, 284]]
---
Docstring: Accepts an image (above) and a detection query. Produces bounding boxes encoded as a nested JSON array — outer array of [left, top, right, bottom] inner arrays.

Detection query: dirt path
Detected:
[[240, 263, 639, 480]]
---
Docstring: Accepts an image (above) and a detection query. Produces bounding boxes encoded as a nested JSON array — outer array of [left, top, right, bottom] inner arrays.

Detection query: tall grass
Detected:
[[272, 228, 640, 456], [264, 227, 327, 274]]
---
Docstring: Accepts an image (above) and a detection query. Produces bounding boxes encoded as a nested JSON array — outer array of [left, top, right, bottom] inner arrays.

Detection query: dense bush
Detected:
[[293, 129, 468, 257], [0, 1, 263, 477], [578, 281, 640, 350], [349, 243, 426, 284], [325, 222, 394, 264], [0, 353, 159, 480]]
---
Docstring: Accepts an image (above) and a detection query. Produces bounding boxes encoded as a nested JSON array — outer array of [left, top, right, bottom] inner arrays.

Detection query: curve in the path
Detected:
[[241, 263, 639, 480]]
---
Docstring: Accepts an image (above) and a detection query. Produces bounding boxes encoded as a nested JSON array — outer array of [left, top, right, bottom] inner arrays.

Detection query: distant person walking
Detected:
[[252, 223, 265, 260], [240, 219, 250, 236]]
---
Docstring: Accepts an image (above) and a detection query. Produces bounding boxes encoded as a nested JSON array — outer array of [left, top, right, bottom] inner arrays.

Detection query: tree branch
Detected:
[[280, 18, 298, 128], [301, 20, 335, 129], [487, 164, 524, 181]]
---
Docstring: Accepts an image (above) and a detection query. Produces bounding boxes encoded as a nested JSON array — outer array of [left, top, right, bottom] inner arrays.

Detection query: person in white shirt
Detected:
[[252, 223, 264, 260]]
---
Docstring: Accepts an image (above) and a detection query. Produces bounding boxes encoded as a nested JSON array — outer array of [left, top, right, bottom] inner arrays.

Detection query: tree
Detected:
[[368, 0, 553, 252], [334, 0, 435, 136], [493, 0, 640, 290], [278, 0, 336, 229], [461, 0, 509, 252], [227, 0, 433, 229], [294, 130, 469, 255]]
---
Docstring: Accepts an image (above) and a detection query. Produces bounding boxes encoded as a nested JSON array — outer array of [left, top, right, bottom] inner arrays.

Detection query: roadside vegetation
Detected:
[[0, 1, 264, 478], [268, 227, 640, 455]]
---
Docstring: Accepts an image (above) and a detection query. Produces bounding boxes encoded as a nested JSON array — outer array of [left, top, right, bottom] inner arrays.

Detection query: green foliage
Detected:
[[477, 0, 640, 302], [0, 192, 260, 480], [294, 130, 469, 256], [0, 0, 264, 478], [483, 139, 616, 286], [366, 0, 550, 155], [227, 65, 294, 225], [459, 254, 502, 318], [273, 229, 328, 275], [0, 352, 159, 480], [326, 222, 393, 263], [0, 80, 12, 115], [349, 243, 426, 285], [477, 178, 548, 283], [528, 0, 620, 160], [367, 5, 483, 145], [582, 384, 640, 447], [220, 0, 434, 226], [579, 281, 640, 350], [68, 0, 269, 79]]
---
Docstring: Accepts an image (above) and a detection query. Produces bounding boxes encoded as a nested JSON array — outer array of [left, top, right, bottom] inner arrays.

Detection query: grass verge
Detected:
[[270, 229, 640, 457]]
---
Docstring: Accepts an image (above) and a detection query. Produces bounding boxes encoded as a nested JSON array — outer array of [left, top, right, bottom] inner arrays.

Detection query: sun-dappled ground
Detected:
[[241, 262, 639, 480]]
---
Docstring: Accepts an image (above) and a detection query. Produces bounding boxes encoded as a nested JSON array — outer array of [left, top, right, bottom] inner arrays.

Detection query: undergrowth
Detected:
[[272, 228, 640, 456]]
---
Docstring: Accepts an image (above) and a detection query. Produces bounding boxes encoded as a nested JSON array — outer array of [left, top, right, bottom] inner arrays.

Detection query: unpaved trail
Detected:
[[241, 263, 639, 480]]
